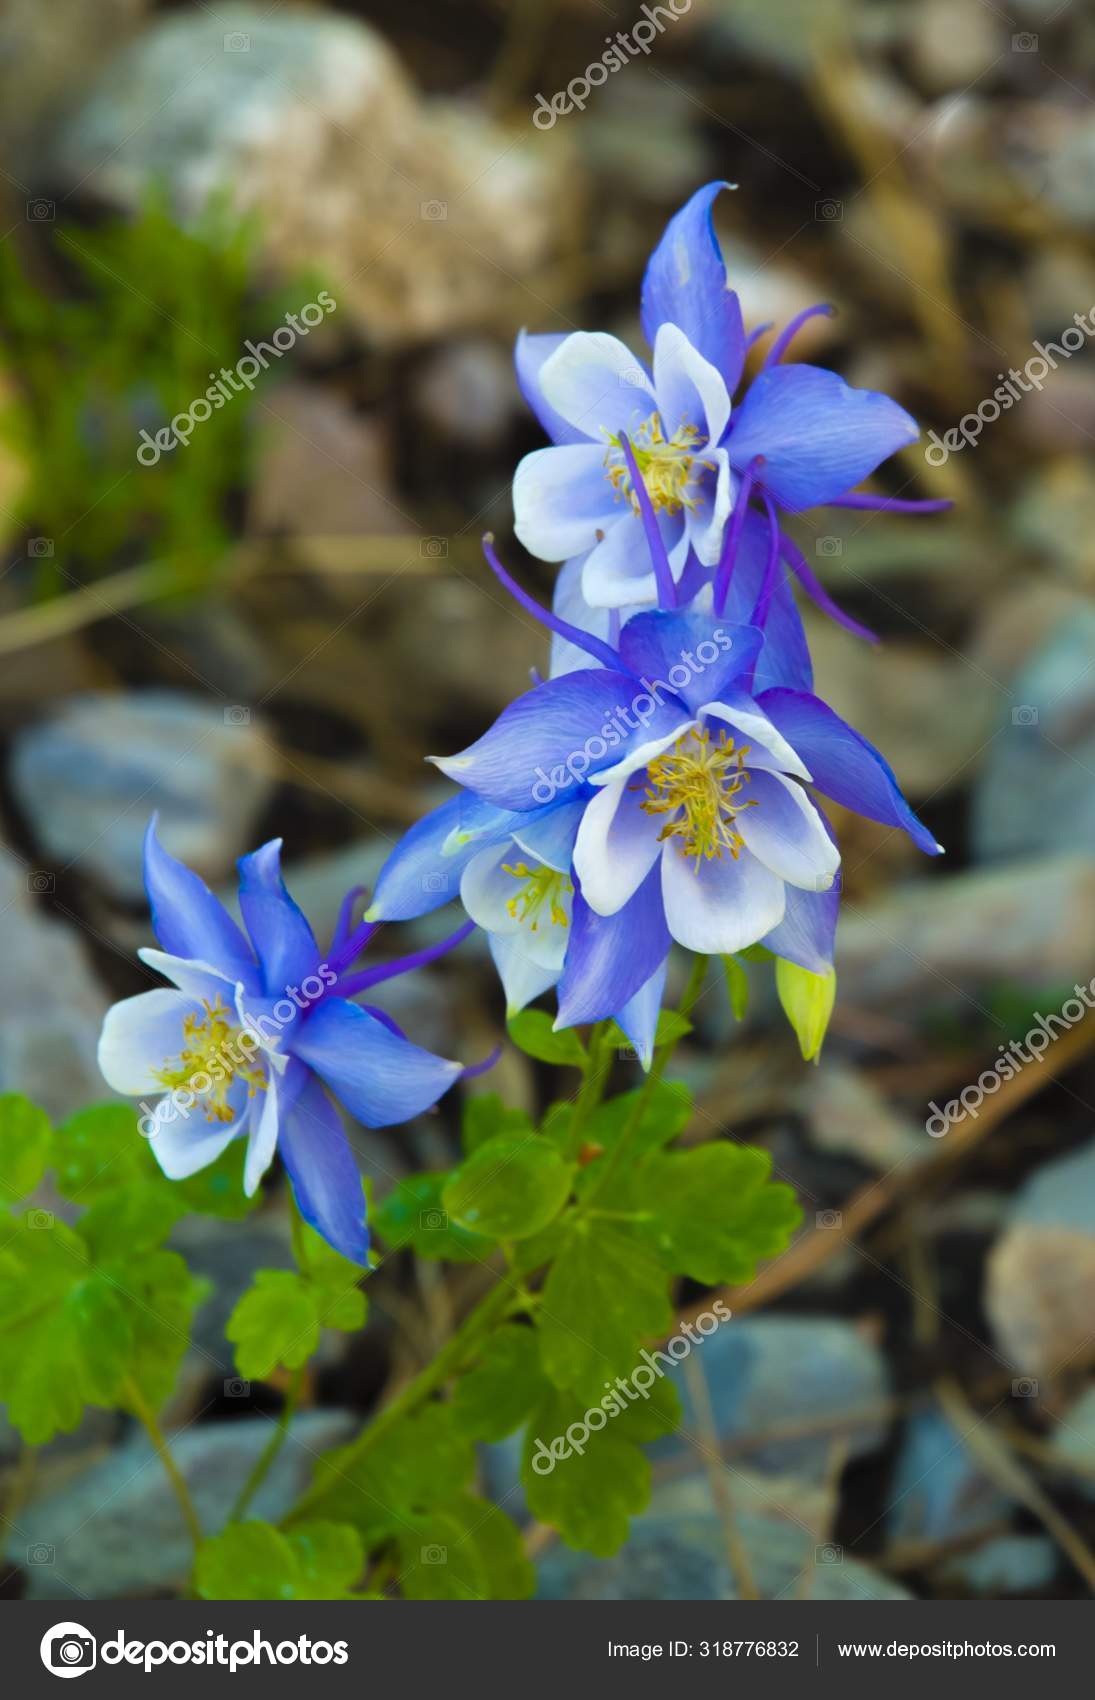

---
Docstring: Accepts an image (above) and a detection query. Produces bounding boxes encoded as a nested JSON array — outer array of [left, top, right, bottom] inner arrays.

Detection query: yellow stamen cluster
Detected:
[[502, 861, 573, 931], [641, 727, 756, 864], [154, 995, 266, 1124], [604, 412, 711, 515]]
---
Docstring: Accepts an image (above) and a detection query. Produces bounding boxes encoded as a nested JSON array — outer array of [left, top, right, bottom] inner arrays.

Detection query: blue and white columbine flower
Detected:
[[364, 790, 667, 1068], [516, 182, 949, 633], [420, 582, 940, 1025], [97, 821, 470, 1262]]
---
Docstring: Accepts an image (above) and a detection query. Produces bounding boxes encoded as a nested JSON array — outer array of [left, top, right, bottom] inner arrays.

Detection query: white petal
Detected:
[[581, 508, 688, 610], [700, 694, 812, 780], [652, 322, 731, 449], [538, 331, 656, 437], [513, 444, 618, 562], [244, 1069, 280, 1195], [97, 988, 192, 1095], [572, 778, 663, 917], [461, 845, 523, 937], [138, 947, 241, 1003], [738, 770, 840, 890], [489, 933, 562, 1015], [661, 841, 786, 955], [147, 1108, 245, 1181], [686, 446, 732, 567]]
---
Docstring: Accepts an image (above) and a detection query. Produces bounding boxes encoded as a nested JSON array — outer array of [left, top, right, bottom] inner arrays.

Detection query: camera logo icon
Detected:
[[40, 1622, 97, 1678]]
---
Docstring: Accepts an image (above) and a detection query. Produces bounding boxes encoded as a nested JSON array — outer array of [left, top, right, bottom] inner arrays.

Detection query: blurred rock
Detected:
[[53, 6, 576, 347], [972, 608, 1095, 862], [910, 0, 1003, 92], [250, 384, 405, 537], [9, 691, 274, 900], [537, 1510, 911, 1601], [0, 0, 148, 171], [887, 1406, 1012, 1545], [10, 1410, 355, 1600], [1011, 464, 1095, 590], [1047, 1384, 1095, 1503], [659, 1315, 892, 1480], [938, 1534, 1057, 1596], [798, 1061, 927, 1171], [0, 846, 110, 1119], [985, 1139, 1095, 1378], [838, 855, 1095, 1010], [410, 338, 517, 451]]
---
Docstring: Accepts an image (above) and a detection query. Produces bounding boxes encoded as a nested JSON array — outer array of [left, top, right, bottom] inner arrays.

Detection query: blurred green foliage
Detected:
[[0, 190, 321, 599]]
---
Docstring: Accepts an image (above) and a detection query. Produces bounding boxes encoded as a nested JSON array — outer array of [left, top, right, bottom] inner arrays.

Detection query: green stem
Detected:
[[583, 954, 708, 1208], [565, 1020, 615, 1157], [285, 1274, 519, 1527], [125, 1376, 203, 1554], [229, 1363, 306, 1525]]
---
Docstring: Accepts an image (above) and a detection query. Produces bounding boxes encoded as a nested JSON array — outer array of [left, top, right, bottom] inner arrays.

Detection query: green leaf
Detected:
[[395, 1494, 533, 1600], [538, 1219, 673, 1403], [461, 1093, 535, 1156], [114, 1248, 209, 1414], [522, 1386, 655, 1557], [574, 1080, 692, 1199], [721, 955, 750, 1020], [633, 1143, 802, 1284], [228, 1271, 324, 1380], [227, 1262, 366, 1381], [507, 1010, 586, 1067], [373, 1174, 496, 1263], [78, 1182, 186, 1261], [452, 1325, 547, 1441], [0, 1094, 51, 1203], [775, 959, 837, 1061], [195, 1520, 364, 1601], [443, 1136, 573, 1241], [305, 1404, 476, 1544], [52, 1103, 153, 1200], [174, 1140, 259, 1219], [0, 1216, 133, 1441]]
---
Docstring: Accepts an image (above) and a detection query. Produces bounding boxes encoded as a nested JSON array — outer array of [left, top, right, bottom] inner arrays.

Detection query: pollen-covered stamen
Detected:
[[502, 861, 573, 932], [604, 412, 711, 515], [641, 727, 757, 863], [154, 995, 266, 1124]]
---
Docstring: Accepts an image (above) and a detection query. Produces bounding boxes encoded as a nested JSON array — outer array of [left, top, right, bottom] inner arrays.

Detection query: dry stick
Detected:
[[683, 1016, 1095, 1328], [681, 1349, 759, 1600]]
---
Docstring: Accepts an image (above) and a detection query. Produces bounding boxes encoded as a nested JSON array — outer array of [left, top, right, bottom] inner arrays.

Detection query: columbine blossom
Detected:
[[516, 182, 949, 634], [365, 791, 667, 1067], [97, 821, 470, 1261], [371, 535, 941, 1051]]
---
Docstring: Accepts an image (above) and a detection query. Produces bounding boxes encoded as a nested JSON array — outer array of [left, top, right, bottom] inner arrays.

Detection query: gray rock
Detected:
[[10, 1410, 355, 1600], [938, 1535, 1058, 1596], [10, 691, 274, 900], [410, 340, 517, 449], [838, 855, 1095, 1011], [53, 5, 571, 347], [985, 1140, 1095, 1377], [0, 846, 111, 1119], [659, 1315, 892, 1480], [536, 1511, 911, 1601], [972, 609, 1095, 862], [1047, 1385, 1095, 1502], [886, 1406, 1012, 1545]]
